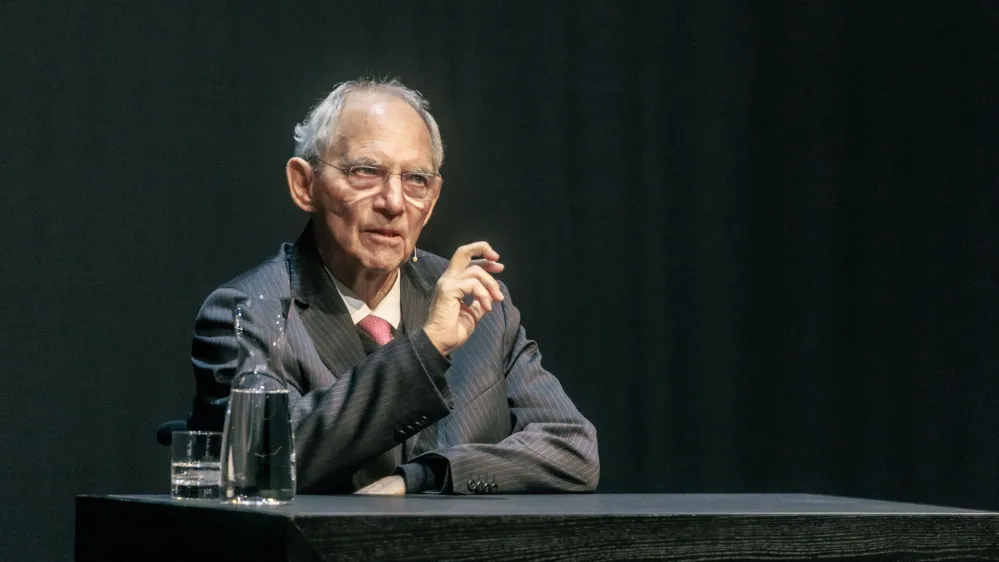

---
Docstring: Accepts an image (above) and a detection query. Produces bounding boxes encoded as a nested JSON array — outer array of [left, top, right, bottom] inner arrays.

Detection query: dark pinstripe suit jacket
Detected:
[[190, 225, 599, 494]]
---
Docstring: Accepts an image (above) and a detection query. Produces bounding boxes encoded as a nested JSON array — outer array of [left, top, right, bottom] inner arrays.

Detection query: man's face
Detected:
[[311, 95, 439, 275]]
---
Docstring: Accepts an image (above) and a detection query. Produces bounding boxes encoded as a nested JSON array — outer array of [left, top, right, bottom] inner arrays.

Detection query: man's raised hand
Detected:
[[423, 242, 505, 356]]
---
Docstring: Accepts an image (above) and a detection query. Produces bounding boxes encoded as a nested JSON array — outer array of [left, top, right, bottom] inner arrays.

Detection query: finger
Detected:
[[469, 258, 505, 274], [459, 265, 504, 301], [455, 277, 494, 313], [446, 242, 499, 275], [460, 298, 488, 324]]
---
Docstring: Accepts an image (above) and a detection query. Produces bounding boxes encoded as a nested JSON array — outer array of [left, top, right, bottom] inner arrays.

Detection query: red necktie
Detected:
[[357, 314, 394, 346]]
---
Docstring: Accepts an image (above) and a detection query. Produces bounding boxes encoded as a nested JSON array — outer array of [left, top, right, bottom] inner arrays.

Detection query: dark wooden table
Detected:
[[76, 493, 999, 561]]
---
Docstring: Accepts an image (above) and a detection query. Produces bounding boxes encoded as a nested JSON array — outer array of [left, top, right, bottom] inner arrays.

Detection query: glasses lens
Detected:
[[348, 166, 385, 190], [401, 173, 436, 200]]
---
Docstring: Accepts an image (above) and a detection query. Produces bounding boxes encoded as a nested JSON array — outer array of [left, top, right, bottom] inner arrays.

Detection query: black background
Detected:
[[2, 2, 998, 560]]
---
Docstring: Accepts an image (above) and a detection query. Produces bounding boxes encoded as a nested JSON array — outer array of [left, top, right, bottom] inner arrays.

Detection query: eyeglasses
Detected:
[[314, 157, 441, 203]]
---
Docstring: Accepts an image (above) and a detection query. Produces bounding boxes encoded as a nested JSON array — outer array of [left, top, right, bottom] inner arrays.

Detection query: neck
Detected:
[[333, 265, 398, 310], [315, 232, 399, 309]]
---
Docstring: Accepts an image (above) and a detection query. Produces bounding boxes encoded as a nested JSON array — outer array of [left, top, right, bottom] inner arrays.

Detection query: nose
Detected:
[[374, 174, 405, 216]]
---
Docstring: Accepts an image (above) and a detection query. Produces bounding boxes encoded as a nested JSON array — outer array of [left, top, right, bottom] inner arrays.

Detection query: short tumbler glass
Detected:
[[171, 431, 222, 499]]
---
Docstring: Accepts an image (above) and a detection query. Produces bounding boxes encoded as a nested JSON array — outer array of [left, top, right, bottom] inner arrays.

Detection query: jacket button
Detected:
[[420, 415, 429, 424], [394, 429, 406, 441], [467, 480, 475, 492]]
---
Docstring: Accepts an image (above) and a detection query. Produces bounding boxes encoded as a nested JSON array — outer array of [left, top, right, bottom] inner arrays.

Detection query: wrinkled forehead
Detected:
[[329, 93, 435, 168]]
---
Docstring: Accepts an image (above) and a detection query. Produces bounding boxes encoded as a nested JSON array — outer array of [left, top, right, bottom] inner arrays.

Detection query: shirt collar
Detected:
[[325, 267, 402, 329]]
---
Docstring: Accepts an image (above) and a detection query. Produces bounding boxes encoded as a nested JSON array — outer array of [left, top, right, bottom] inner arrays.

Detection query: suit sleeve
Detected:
[[189, 285, 454, 493], [408, 285, 601, 494]]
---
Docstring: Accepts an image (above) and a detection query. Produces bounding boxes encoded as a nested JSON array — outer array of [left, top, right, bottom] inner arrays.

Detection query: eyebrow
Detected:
[[407, 165, 436, 176], [343, 155, 382, 167]]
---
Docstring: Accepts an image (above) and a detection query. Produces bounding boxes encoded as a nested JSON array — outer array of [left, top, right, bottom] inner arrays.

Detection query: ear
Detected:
[[422, 176, 442, 226], [286, 157, 316, 212]]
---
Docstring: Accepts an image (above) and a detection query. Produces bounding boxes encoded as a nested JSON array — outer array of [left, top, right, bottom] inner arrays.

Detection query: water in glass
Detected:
[[171, 460, 222, 499]]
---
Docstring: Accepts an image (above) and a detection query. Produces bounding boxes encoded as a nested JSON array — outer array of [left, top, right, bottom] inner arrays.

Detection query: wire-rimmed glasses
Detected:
[[315, 157, 440, 207]]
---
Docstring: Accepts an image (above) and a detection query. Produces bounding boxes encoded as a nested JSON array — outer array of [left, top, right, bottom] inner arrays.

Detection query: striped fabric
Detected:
[[190, 223, 600, 494]]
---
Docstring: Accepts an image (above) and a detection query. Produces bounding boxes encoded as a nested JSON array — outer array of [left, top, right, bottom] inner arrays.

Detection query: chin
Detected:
[[358, 249, 406, 272]]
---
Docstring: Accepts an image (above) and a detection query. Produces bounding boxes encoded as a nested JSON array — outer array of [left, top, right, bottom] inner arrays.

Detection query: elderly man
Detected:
[[189, 79, 599, 495]]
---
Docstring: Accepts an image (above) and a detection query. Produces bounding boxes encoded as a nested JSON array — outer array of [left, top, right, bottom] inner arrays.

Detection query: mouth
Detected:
[[363, 228, 404, 244]]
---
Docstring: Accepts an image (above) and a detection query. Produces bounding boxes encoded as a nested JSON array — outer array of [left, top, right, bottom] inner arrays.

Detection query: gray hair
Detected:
[[293, 78, 445, 171]]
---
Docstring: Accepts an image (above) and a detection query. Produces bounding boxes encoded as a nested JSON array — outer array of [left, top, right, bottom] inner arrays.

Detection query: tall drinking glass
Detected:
[[220, 295, 296, 505]]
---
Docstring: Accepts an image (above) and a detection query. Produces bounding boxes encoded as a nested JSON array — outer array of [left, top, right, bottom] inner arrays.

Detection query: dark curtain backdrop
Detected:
[[2, 2, 997, 560]]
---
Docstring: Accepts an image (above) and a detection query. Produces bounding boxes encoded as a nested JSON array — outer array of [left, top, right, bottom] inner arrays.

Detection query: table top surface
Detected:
[[94, 493, 995, 517]]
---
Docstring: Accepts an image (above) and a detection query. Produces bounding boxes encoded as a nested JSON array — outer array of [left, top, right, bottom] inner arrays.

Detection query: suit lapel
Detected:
[[289, 224, 366, 378], [400, 260, 431, 337]]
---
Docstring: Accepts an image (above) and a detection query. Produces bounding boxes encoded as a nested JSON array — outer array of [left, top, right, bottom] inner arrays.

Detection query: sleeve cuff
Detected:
[[395, 458, 444, 493], [396, 454, 454, 494], [409, 328, 451, 370]]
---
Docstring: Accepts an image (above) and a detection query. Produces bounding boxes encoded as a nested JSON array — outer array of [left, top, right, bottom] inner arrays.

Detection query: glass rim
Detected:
[[172, 430, 222, 437]]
